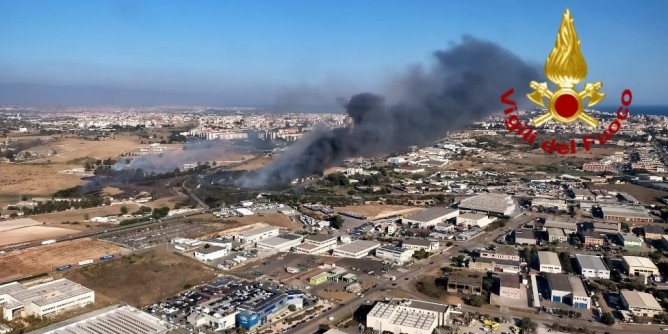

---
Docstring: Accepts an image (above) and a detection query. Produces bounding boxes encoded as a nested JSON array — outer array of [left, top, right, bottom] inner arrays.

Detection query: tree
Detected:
[[288, 304, 297, 312], [330, 215, 344, 229], [601, 312, 615, 325], [120, 206, 128, 215], [468, 295, 486, 307], [520, 317, 537, 332]]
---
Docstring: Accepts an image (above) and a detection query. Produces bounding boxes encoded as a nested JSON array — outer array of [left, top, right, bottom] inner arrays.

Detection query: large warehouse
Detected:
[[458, 193, 516, 216], [375, 245, 414, 265], [600, 205, 653, 223], [333, 240, 380, 258], [295, 234, 338, 254], [622, 256, 659, 277], [620, 290, 664, 317], [256, 234, 303, 251], [366, 299, 451, 334], [35, 305, 171, 334], [0, 279, 95, 321], [402, 207, 459, 228], [235, 226, 280, 244], [538, 251, 562, 273], [575, 254, 610, 279]]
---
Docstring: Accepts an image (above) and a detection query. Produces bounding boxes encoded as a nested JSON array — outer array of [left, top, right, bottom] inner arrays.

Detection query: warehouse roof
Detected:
[[458, 212, 487, 220], [403, 238, 437, 247], [622, 256, 658, 269], [538, 251, 561, 267], [335, 240, 380, 253], [237, 225, 279, 237], [515, 228, 535, 240], [499, 274, 520, 289], [600, 205, 651, 218], [305, 234, 337, 243], [459, 193, 514, 214], [446, 275, 482, 286], [575, 254, 609, 272], [547, 228, 567, 237], [547, 273, 571, 292], [403, 206, 458, 222], [621, 290, 663, 311], [35, 305, 170, 334], [195, 246, 227, 254], [568, 276, 587, 296], [644, 225, 666, 235]]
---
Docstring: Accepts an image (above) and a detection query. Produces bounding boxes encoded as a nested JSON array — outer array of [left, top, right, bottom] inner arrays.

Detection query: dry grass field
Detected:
[[234, 213, 301, 229], [0, 238, 126, 282], [30, 135, 142, 163], [32, 204, 141, 224], [590, 183, 668, 205], [0, 226, 80, 246], [230, 156, 272, 171], [333, 204, 421, 219], [0, 163, 84, 196], [64, 245, 217, 306]]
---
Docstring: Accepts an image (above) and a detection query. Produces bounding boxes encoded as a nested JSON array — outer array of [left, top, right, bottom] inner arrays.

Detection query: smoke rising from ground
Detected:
[[237, 36, 541, 188], [112, 140, 229, 173]]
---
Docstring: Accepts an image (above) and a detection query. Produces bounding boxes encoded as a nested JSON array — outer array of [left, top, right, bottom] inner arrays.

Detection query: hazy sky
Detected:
[[1, 0, 666, 106]]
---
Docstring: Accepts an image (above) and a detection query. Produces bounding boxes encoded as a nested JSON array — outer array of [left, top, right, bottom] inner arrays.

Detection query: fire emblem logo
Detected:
[[527, 9, 605, 128]]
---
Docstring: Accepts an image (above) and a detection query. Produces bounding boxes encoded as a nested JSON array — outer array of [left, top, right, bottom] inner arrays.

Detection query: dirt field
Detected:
[[30, 135, 142, 163], [590, 183, 668, 205], [317, 290, 355, 303], [235, 213, 301, 230], [32, 204, 141, 225], [0, 226, 80, 246], [64, 244, 217, 306], [0, 238, 126, 282], [333, 205, 421, 219], [0, 217, 43, 232], [230, 156, 272, 171], [0, 163, 84, 196]]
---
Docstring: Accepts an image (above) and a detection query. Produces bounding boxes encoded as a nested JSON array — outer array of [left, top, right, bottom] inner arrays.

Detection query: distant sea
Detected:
[[597, 105, 668, 116]]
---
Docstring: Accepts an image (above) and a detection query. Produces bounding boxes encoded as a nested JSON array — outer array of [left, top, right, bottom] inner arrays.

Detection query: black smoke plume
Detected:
[[237, 36, 541, 188]]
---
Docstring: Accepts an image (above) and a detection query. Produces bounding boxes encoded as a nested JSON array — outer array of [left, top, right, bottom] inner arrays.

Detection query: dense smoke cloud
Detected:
[[237, 36, 541, 188], [112, 140, 230, 173]]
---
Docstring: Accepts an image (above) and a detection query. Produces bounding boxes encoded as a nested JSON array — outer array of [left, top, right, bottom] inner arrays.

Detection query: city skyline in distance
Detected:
[[1, 0, 667, 108]]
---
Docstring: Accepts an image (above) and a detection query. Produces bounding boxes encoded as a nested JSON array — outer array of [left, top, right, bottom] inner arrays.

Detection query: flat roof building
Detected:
[[622, 256, 659, 277], [600, 205, 653, 223], [333, 240, 380, 258], [620, 233, 643, 248], [459, 193, 516, 216], [569, 276, 590, 309], [402, 207, 459, 228], [256, 234, 303, 251], [295, 234, 337, 255], [376, 245, 414, 265], [547, 273, 571, 303], [366, 299, 450, 334], [644, 225, 666, 240], [547, 228, 568, 243], [33, 305, 171, 334], [402, 239, 440, 252], [456, 213, 494, 229], [445, 275, 482, 295], [538, 251, 562, 273], [514, 229, 536, 245], [194, 246, 229, 262], [235, 226, 280, 244], [0, 279, 94, 321], [575, 254, 610, 279], [498, 274, 521, 300], [620, 290, 664, 318]]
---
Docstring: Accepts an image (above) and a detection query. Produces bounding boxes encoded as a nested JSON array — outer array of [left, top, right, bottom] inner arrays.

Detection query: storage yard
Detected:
[[0, 238, 126, 282], [100, 222, 221, 249]]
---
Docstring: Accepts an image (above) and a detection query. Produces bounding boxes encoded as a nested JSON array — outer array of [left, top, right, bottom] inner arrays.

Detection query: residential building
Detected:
[[375, 245, 414, 265], [333, 240, 380, 258], [600, 205, 653, 223], [402, 207, 459, 228], [620, 290, 664, 318], [194, 246, 229, 261], [445, 275, 482, 295], [644, 225, 666, 241], [366, 299, 451, 334], [0, 279, 95, 321], [547, 228, 568, 243], [622, 256, 659, 276], [294, 234, 337, 254], [538, 251, 562, 273], [458, 193, 516, 216], [35, 305, 170, 334], [514, 229, 536, 245], [235, 226, 280, 244], [402, 239, 440, 252], [575, 255, 610, 279], [498, 274, 521, 299], [456, 213, 494, 229]]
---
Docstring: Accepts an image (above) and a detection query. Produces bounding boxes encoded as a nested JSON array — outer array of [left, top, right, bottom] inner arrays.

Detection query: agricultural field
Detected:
[[64, 245, 217, 306], [0, 238, 126, 282]]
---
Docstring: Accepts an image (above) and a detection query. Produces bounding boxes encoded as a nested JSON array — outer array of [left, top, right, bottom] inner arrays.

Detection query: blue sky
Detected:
[[0, 0, 666, 106]]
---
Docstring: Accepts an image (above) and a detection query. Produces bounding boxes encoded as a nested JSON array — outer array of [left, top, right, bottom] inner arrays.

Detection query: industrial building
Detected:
[[538, 251, 562, 273], [402, 239, 439, 252], [543, 220, 578, 232], [333, 240, 380, 258], [294, 234, 338, 254], [569, 276, 591, 309], [547, 228, 568, 243], [309, 272, 330, 286], [444, 275, 482, 295], [514, 229, 536, 245], [0, 279, 95, 321], [591, 221, 621, 234], [571, 188, 594, 201], [375, 245, 414, 265], [402, 207, 459, 228], [456, 213, 494, 229], [579, 230, 604, 247], [622, 256, 659, 277], [235, 287, 289, 330], [531, 197, 568, 211], [498, 274, 521, 299], [469, 257, 521, 274], [458, 193, 516, 216], [479, 246, 520, 262], [620, 233, 643, 248], [34, 305, 171, 334], [366, 299, 451, 334], [575, 254, 610, 279], [546, 274, 590, 309], [194, 246, 229, 261], [600, 205, 653, 223], [256, 234, 303, 251], [235, 226, 280, 244], [620, 290, 664, 318], [644, 225, 666, 240]]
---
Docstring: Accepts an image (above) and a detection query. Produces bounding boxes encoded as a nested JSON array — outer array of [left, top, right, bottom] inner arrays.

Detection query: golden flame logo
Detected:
[[527, 9, 605, 128]]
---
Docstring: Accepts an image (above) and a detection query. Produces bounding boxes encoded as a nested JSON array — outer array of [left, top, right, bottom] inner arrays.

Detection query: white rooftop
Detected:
[[622, 256, 658, 269]]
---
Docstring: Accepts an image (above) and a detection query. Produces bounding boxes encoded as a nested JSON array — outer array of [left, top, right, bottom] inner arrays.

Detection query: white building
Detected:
[[402, 207, 459, 228], [402, 239, 440, 252], [538, 251, 562, 273], [39, 305, 171, 334], [620, 290, 664, 317], [333, 240, 380, 258], [295, 234, 338, 254], [532, 197, 568, 211], [194, 246, 229, 261], [256, 234, 303, 251], [235, 226, 280, 244], [575, 254, 610, 279], [366, 299, 450, 334], [375, 245, 414, 265], [458, 193, 516, 216], [0, 279, 95, 321], [622, 256, 659, 277], [456, 213, 494, 229]]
